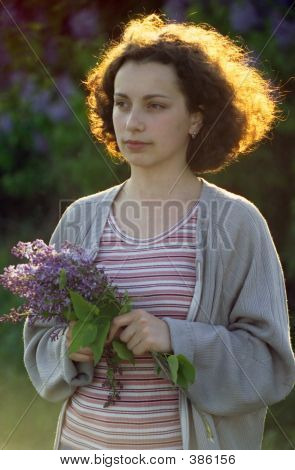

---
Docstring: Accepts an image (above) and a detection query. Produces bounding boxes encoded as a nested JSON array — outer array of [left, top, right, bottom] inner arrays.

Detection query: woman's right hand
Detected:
[[66, 321, 94, 363]]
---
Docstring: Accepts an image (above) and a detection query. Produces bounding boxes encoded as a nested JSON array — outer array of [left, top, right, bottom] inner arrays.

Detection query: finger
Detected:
[[66, 325, 75, 341], [66, 340, 93, 354], [77, 346, 94, 355], [106, 311, 139, 343], [107, 326, 124, 344], [68, 321, 76, 333], [110, 312, 135, 332], [69, 349, 94, 359], [69, 353, 93, 363]]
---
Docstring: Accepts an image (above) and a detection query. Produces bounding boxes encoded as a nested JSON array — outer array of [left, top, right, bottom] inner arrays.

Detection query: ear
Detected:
[[189, 109, 203, 135]]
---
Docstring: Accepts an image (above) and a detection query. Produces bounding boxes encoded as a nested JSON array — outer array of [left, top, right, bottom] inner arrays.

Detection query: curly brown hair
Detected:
[[82, 12, 283, 174]]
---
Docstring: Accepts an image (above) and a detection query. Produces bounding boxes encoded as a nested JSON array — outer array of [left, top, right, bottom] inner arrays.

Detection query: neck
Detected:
[[123, 172, 201, 201]]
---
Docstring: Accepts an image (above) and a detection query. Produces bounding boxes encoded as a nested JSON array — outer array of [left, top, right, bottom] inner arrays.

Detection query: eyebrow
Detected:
[[114, 93, 171, 100]]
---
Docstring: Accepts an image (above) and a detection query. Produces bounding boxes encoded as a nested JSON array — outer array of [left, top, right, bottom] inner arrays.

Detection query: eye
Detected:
[[113, 101, 166, 110], [149, 103, 165, 109], [114, 101, 126, 108]]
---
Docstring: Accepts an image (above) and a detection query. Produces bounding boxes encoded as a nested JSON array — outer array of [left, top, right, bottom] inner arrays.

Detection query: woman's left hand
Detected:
[[106, 309, 173, 355]]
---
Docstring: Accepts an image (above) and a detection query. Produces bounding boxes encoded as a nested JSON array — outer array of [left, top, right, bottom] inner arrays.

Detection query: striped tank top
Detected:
[[59, 199, 199, 449]]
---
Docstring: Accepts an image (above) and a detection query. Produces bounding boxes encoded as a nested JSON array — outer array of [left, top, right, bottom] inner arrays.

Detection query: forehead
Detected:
[[113, 61, 181, 96]]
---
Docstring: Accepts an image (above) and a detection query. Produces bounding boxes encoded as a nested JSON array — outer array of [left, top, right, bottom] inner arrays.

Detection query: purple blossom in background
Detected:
[[164, 0, 191, 22], [0, 2, 25, 29], [229, 2, 262, 33], [30, 89, 52, 113], [19, 76, 36, 102], [0, 114, 13, 133], [33, 8, 47, 27], [43, 37, 60, 66], [55, 74, 75, 99], [17, 73, 73, 120], [45, 99, 71, 122], [32, 132, 48, 153], [270, 11, 295, 47], [68, 7, 100, 39], [19, 76, 52, 113], [215, 0, 232, 4], [10, 70, 27, 85], [0, 239, 112, 326], [276, 0, 295, 6]]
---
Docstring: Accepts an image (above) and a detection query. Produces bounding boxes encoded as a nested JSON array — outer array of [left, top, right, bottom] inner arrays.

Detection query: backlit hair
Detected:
[[82, 12, 283, 174]]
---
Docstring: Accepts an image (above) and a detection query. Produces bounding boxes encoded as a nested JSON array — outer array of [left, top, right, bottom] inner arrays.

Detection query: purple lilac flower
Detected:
[[10, 71, 26, 86], [45, 99, 71, 122], [32, 133, 49, 153], [229, 2, 261, 33], [0, 2, 25, 29], [164, 0, 191, 22], [276, 0, 295, 6], [18, 75, 72, 120], [0, 306, 23, 324], [0, 239, 112, 327], [68, 8, 100, 39], [0, 114, 13, 133], [43, 37, 60, 66], [30, 89, 52, 113], [20, 76, 36, 102], [55, 74, 75, 99], [19, 77, 52, 113], [270, 12, 295, 47]]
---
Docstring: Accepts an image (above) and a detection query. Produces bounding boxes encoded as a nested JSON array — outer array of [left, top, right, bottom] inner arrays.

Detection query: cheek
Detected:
[[112, 111, 120, 130], [147, 115, 175, 140], [158, 117, 188, 145], [159, 111, 186, 132], [112, 109, 125, 129]]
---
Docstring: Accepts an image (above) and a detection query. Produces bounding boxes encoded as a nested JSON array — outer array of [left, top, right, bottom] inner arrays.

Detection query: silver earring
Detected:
[[190, 131, 197, 139]]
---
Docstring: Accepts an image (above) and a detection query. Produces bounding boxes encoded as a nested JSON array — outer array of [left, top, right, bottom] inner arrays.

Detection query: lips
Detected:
[[125, 140, 150, 150], [125, 140, 148, 144]]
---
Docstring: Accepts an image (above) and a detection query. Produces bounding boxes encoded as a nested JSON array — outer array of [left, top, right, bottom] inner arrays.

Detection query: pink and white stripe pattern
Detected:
[[59, 201, 199, 449]]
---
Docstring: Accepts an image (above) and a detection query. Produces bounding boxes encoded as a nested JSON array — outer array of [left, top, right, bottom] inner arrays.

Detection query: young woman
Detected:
[[23, 13, 295, 450]]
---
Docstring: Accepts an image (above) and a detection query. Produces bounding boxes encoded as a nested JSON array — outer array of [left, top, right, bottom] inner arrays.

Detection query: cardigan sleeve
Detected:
[[23, 202, 95, 403], [162, 201, 295, 416]]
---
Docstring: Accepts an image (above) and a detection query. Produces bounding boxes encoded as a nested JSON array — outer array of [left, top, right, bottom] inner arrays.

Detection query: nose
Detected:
[[125, 107, 145, 132]]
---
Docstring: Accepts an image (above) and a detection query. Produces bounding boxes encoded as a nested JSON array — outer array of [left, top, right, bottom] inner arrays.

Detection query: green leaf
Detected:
[[176, 354, 196, 389], [106, 301, 120, 318], [83, 323, 98, 345], [176, 369, 189, 389], [110, 350, 122, 366], [41, 311, 51, 318], [167, 355, 179, 385], [118, 293, 133, 314], [58, 268, 67, 290], [112, 339, 135, 365], [69, 289, 100, 321], [62, 307, 76, 322], [68, 321, 98, 355], [91, 319, 110, 365]]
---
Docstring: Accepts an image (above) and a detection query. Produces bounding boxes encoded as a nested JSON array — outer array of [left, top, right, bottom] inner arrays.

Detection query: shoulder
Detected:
[[201, 178, 269, 235], [66, 183, 121, 209], [49, 183, 122, 248], [59, 183, 123, 223], [200, 179, 274, 262]]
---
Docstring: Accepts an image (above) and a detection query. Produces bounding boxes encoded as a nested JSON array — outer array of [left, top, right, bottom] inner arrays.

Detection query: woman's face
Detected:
[[112, 60, 201, 171]]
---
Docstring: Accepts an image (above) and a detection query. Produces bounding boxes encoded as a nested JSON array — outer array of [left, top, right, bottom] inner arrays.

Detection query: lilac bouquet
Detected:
[[0, 239, 198, 413]]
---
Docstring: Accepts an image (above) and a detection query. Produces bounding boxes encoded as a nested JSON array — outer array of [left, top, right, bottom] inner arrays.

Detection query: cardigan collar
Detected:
[[82, 176, 218, 254]]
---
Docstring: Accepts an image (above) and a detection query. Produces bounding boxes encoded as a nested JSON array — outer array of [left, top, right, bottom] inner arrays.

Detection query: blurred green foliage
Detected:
[[0, 0, 294, 450]]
